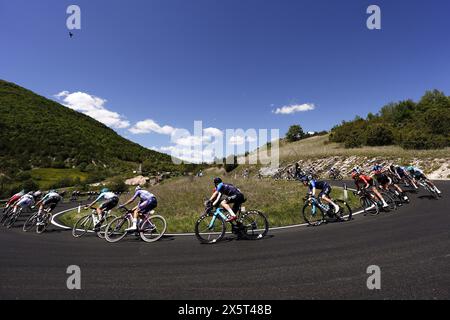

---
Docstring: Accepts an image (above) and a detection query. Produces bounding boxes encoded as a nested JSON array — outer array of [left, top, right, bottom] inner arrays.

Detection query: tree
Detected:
[[366, 124, 394, 146], [286, 125, 306, 142]]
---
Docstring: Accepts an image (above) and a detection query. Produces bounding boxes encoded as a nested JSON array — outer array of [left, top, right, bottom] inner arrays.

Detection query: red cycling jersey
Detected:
[[355, 175, 374, 190]]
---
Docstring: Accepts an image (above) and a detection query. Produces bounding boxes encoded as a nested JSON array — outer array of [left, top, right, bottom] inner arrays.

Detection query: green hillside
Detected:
[[0, 80, 186, 195], [329, 90, 450, 149]]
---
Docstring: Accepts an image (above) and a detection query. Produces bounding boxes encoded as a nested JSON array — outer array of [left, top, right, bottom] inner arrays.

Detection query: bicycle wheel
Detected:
[[36, 213, 51, 234], [239, 210, 269, 240], [302, 201, 324, 226], [195, 213, 226, 244], [140, 215, 167, 243], [1, 207, 12, 225], [335, 200, 352, 221], [96, 215, 116, 239], [360, 197, 379, 216], [6, 208, 21, 229], [381, 192, 397, 211], [23, 213, 38, 232], [105, 216, 130, 243], [72, 215, 93, 238], [424, 183, 439, 200]]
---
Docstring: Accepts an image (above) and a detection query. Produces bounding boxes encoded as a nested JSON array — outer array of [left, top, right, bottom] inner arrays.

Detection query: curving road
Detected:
[[0, 182, 449, 300]]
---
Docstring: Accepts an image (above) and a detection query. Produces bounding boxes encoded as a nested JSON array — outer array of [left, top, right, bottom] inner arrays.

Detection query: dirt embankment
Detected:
[[260, 156, 450, 180]]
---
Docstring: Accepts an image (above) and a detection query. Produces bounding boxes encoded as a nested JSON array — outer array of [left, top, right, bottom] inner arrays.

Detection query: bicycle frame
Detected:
[[208, 207, 229, 229], [118, 207, 154, 231], [307, 196, 330, 216]]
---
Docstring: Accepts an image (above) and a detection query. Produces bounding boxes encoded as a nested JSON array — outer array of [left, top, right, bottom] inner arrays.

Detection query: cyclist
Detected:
[[119, 186, 158, 232], [300, 175, 341, 215], [86, 188, 119, 228], [351, 168, 389, 208], [209, 178, 246, 222], [294, 163, 303, 180], [3, 190, 25, 212], [34, 190, 62, 225], [11, 191, 43, 215], [406, 166, 442, 195], [389, 164, 418, 189], [372, 164, 409, 202]]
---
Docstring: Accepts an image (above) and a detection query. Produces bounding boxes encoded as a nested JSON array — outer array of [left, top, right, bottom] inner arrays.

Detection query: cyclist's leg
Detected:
[[372, 187, 388, 207], [320, 186, 339, 213], [423, 176, 441, 194]]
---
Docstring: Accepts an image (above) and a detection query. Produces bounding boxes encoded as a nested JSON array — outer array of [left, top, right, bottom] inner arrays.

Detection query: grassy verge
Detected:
[[30, 168, 89, 189], [59, 173, 360, 233], [244, 134, 450, 165]]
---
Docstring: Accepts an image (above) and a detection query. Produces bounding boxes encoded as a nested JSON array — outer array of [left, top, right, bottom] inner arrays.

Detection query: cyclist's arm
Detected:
[[360, 176, 371, 189], [88, 193, 103, 208], [122, 192, 138, 207], [210, 191, 221, 206]]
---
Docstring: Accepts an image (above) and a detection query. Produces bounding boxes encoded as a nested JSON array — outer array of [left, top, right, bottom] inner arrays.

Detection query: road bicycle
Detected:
[[302, 195, 352, 226], [381, 185, 410, 207], [195, 201, 269, 244], [72, 207, 116, 239], [23, 207, 53, 234], [105, 206, 167, 243], [417, 178, 441, 200], [0, 206, 14, 225], [354, 189, 381, 216], [3, 206, 30, 229]]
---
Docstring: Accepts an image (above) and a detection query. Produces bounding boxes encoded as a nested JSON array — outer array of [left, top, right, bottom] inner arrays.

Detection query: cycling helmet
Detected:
[[135, 185, 142, 192], [372, 165, 383, 173], [351, 171, 360, 179], [213, 177, 222, 186], [101, 188, 110, 193], [33, 191, 42, 198], [406, 166, 414, 172], [27, 191, 34, 196]]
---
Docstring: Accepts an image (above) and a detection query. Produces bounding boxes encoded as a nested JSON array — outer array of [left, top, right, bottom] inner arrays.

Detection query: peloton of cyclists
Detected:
[[371, 163, 409, 202], [11, 191, 43, 215]]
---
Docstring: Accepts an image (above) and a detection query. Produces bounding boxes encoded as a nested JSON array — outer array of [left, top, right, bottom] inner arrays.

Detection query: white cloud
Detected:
[[54, 91, 130, 129], [203, 127, 223, 137], [273, 103, 316, 115], [129, 119, 176, 135]]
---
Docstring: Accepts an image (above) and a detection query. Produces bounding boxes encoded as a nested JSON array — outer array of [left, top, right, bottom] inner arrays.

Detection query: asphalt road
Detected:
[[0, 182, 449, 300]]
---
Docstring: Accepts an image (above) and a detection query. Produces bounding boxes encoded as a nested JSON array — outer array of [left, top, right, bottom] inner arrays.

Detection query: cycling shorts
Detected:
[[43, 197, 60, 211], [376, 174, 391, 186], [138, 197, 158, 214], [100, 197, 119, 211], [319, 185, 332, 198]]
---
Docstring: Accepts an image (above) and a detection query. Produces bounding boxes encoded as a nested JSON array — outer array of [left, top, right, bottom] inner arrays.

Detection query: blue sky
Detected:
[[1, 0, 450, 162]]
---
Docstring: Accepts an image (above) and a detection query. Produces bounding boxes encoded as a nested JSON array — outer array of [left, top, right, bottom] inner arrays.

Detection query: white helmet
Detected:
[[33, 191, 43, 198], [135, 185, 142, 192]]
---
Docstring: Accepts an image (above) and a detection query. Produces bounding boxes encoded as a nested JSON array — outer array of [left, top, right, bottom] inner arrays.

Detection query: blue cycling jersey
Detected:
[[308, 180, 329, 191], [216, 183, 241, 196]]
